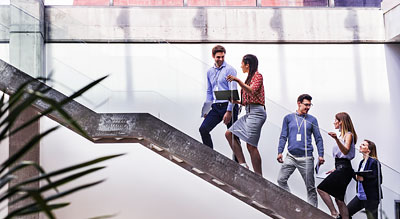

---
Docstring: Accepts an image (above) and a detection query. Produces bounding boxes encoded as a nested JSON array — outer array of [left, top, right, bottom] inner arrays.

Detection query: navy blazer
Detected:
[[355, 157, 383, 201]]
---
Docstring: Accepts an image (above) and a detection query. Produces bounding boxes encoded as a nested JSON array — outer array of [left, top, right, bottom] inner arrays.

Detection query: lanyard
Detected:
[[212, 67, 223, 91], [294, 113, 306, 134]]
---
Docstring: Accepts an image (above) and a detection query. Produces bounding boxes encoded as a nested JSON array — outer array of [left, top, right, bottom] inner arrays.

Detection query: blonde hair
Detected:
[[364, 139, 378, 159], [336, 112, 358, 144]]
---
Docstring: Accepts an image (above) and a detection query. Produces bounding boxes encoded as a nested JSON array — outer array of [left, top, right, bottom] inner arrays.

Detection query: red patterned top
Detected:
[[242, 72, 265, 106]]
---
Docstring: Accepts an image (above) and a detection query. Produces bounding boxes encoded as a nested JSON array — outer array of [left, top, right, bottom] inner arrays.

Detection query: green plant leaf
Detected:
[[6, 202, 69, 219], [0, 86, 53, 142], [5, 167, 106, 205], [16, 189, 56, 219], [88, 213, 119, 219], [26, 91, 89, 139], [0, 75, 118, 218], [0, 93, 5, 110], [4, 154, 123, 204], [0, 175, 16, 189], [11, 153, 124, 188], [0, 126, 59, 174], [41, 180, 104, 202], [1, 161, 59, 192]]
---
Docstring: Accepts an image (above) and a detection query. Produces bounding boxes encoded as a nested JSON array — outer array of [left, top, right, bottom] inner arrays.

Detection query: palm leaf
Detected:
[[6, 180, 102, 217], [0, 86, 53, 142], [1, 161, 59, 192], [0, 175, 16, 189], [5, 167, 106, 205], [12, 154, 123, 189], [88, 213, 119, 219], [0, 126, 59, 174], [0, 93, 5, 110], [8, 189, 56, 219], [0, 75, 120, 218], [6, 202, 69, 219]]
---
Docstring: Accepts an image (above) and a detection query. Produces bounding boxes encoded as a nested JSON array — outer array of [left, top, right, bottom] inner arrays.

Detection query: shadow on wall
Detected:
[[270, 9, 288, 102], [192, 8, 209, 99], [345, 9, 364, 102], [192, 8, 208, 41], [117, 8, 133, 101]]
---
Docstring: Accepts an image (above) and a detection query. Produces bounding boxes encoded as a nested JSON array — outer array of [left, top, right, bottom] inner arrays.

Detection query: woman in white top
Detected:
[[317, 112, 357, 219]]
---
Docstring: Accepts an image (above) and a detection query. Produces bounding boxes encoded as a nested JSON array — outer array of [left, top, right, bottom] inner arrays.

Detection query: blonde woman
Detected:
[[318, 112, 357, 219], [348, 140, 383, 219]]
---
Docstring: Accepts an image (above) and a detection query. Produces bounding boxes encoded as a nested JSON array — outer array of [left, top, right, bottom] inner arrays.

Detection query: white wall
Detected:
[[41, 43, 400, 219], [0, 44, 8, 61]]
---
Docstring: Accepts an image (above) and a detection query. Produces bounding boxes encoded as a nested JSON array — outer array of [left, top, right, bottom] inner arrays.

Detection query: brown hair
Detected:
[[364, 139, 378, 159], [297, 94, 312, 103], [335, 112, 358, 144], [212, 45, 226, 56]]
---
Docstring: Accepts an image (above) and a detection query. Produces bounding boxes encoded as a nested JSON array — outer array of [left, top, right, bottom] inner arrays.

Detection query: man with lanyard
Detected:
[[199, 45, 239, 155], [276, 94, 325, 207]]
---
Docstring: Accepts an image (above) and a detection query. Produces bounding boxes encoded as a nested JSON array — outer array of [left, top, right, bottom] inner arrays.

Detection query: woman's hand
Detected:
[[226, 75, 238, 82], [229, 99, 241, 104], [328, 132, 338, 140]]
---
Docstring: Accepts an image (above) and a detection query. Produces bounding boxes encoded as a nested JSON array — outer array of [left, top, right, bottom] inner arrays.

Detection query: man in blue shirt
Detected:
[[199, 45, 239, 151], [276, 94, 325, 207]]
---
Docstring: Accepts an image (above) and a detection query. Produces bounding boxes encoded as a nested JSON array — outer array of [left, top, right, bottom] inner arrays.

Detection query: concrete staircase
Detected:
[[0, 59, 331, 219]]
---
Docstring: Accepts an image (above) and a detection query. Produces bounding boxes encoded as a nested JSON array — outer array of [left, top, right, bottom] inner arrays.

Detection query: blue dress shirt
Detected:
[[206, 61, 237, 111]]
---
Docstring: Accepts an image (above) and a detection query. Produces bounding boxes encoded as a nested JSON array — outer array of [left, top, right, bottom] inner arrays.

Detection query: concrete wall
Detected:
[[40, 43, 400, 219], [44, 6, 385, 42], [383, 0, 400, 41], [0, 6, 386, 42], [0, 6, 9, 42]]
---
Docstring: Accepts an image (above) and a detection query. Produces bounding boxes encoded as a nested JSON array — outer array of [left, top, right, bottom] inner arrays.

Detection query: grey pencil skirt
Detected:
[[229, 104, 266, 147]]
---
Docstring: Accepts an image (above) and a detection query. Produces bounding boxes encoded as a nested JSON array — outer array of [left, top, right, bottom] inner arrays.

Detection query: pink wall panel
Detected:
[[74, 0, 109, 5], [187, 0, 256, 6], [261, 0, 303, 6], [114, 0, 183, 6]]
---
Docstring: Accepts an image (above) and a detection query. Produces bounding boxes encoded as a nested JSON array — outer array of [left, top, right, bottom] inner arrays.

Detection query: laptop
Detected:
[[214, 90, 240, 101]]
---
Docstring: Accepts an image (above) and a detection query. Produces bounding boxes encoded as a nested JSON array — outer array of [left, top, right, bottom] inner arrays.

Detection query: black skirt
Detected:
[[317, 158, 354, 201]]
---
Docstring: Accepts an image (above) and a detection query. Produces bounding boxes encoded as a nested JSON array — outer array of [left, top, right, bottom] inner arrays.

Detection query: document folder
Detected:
[[214, 90, 240, 101], [355, 170, 373, 177]]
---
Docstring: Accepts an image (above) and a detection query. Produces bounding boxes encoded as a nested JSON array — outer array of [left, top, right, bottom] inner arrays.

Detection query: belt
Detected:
[[213, 102, 228, 107]]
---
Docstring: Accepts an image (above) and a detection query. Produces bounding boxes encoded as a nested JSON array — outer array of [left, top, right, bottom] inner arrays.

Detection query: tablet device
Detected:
[[214, 90, 240, 101], [355, 170, 373, 177]]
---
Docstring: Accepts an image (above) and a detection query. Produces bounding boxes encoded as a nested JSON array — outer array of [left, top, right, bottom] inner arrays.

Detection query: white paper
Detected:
[[201, 101, 212, 118]]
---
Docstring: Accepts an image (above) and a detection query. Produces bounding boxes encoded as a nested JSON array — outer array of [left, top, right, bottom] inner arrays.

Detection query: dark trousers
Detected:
[[199, 102, 238, 149], [348, 195, 379, 219]]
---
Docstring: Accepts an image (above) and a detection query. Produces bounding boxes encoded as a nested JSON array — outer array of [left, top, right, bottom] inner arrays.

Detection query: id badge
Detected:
[[296, 134, 302, 141]]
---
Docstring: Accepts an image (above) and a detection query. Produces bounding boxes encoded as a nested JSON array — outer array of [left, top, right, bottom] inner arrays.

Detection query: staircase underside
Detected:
[[0, 59, 331, 219]]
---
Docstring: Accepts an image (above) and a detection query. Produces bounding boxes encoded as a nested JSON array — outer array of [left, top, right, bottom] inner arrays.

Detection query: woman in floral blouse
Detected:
[[225, 54, 267, 176]]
